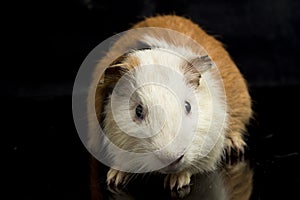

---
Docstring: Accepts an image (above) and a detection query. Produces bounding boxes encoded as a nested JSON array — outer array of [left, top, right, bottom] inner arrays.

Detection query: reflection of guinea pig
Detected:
[[88, 15, 252, 195]]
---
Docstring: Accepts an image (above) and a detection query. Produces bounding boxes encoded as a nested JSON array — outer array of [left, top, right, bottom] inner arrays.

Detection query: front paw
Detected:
[[225, 131, 246, 159], [107, 168, 130, 190], [164, 171, 191, 198]]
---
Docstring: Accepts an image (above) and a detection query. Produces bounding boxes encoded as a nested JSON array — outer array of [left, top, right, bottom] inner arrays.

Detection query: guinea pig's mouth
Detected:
[[159, 155, 185, 173]]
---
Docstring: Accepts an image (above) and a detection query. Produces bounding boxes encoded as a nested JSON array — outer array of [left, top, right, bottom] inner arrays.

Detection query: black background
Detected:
[[4, 0, 300, 199]]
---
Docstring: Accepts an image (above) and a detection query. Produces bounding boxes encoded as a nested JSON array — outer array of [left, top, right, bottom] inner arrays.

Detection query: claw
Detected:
[[225, 132, 246, 163], [164, 171, 191, 191], [107, 168, 130, 188]]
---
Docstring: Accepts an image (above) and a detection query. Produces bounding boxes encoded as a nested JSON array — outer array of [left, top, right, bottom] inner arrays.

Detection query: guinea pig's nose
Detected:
[[170, 155, 184, 166]]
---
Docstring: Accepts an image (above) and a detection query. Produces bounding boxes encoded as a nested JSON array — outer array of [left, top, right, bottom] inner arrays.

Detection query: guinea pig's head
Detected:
[[102, 48, 227, 173]]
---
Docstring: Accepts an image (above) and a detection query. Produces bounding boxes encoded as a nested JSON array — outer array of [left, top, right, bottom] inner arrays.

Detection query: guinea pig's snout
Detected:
[[157, 153, 185, 166], [169, 155, 184, 166], [158, 154, 185, 173]]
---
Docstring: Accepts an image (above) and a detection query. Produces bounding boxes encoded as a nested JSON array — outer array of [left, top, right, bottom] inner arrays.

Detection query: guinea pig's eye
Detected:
[[135, 104, 144, 120], [185, 101, 191, 114]]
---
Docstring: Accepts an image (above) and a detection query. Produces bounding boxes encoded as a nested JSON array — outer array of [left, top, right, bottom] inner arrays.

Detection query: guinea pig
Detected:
[[87, 15, 252, 194]]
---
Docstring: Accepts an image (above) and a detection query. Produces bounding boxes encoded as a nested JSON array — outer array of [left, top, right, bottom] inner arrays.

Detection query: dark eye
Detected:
[[135, 104, 144, 120], [185, 101, 191, 114]]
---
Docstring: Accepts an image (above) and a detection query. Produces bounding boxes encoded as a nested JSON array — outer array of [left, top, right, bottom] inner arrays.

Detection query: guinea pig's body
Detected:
[[88, 15, 252, 194]]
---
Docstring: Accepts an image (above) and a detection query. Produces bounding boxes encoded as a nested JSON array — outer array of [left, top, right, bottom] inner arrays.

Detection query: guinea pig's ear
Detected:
[[99, 65, 128, 84], [183, 55, 213, 87], [99, 53, 129, 84], [190, 55, 213, 74]]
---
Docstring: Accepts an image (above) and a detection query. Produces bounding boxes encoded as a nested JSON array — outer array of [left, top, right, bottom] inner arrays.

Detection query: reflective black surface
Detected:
[[4, 0, 300, 199], [5, 86, 300, 199]]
